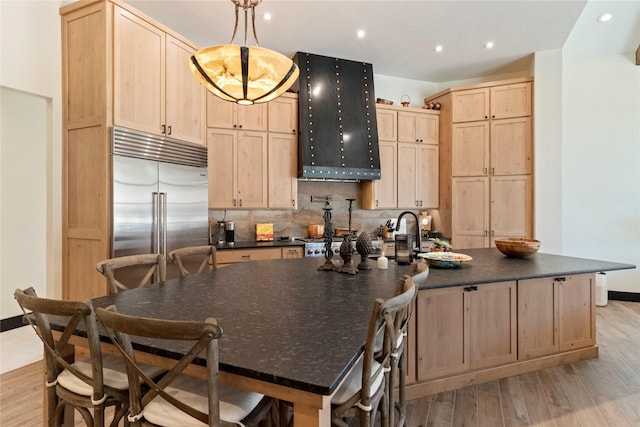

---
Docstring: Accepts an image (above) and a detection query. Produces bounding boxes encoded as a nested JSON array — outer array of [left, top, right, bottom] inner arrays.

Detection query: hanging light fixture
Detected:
[[190, 0, 299, 105]]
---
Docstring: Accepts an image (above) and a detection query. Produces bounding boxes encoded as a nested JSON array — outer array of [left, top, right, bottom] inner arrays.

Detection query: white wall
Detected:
[[0, 0, 63, 315], [0, 88, 49, 317], [561, 52, 640, 292], [373, 74, 439, 108], [532, 50, 564, 254]]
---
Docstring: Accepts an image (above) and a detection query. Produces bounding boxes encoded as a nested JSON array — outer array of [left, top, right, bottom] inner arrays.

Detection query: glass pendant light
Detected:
[[190, 0, 299, 105]]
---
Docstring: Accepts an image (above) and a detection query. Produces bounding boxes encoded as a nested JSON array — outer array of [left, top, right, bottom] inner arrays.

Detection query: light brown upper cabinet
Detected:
[[207, 128, 268, 209], [361, 141, 397, 209], [113, 6, 205, 145], [206, 92, 298, 210], [206, 92, 267, 131], [362, 105, 439, 209], [397, 144, 439, 209], [268, 133, 298, 209], [398, 110, 439, 144], [451, 82, 532, 123], [267, 93, 298, 134], [376, 107, 398, 141], [452, 117, 532, 177], [451, 175, 532, 248]]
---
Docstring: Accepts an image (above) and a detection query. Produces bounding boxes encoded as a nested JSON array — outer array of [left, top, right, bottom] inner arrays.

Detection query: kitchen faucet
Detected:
[[396, 211, 422, 254]]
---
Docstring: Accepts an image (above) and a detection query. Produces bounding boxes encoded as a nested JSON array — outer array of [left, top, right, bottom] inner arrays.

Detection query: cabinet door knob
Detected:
[[162, 124, 166, 134], [167, 125, 172, 135]]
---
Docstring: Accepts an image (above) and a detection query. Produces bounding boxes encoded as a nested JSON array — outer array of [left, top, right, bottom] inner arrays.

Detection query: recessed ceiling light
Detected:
[[484, 41, 494, 49], [263, 12, 272, 21], [357, 30, 366, 39], [597, 12, 613, 23], [435, 45, 443, 53]]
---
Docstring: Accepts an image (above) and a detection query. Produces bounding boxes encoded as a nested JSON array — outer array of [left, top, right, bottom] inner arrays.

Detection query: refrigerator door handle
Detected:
[[153, 192, 160, 253], [160, 192, 168, 257]]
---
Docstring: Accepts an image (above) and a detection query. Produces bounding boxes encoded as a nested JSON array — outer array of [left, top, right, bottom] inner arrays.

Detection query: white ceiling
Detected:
[[128, 0, 640, 82]]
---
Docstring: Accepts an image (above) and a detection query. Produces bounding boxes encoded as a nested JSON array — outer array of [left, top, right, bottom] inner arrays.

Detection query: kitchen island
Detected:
[[54, 248, 633, 426]]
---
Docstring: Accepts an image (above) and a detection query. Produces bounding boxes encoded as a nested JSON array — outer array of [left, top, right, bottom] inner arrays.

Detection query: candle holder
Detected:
[[318, 205, 337, 271]]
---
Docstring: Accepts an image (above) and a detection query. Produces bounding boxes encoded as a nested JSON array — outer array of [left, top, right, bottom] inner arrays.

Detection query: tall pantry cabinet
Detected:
[[425, 78, 533, 249], [60, 0, 206, 300]]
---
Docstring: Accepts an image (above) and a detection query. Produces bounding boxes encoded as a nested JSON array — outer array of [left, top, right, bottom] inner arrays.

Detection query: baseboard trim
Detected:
[[608, 291, 640, 303], [1, 315, 25, 333]]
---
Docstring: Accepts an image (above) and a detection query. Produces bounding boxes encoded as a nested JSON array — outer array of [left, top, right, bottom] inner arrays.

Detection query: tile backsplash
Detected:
[[209, 181, 432, 242]]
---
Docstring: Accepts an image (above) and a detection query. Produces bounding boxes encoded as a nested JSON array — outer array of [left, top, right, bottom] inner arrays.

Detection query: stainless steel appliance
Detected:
[[303, 238, 379, 258], [112, 127, 208, 282], [395, 234, 414, 265]]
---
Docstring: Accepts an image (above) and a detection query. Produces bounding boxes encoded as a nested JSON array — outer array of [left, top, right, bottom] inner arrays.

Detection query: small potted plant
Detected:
[[428, 238, 452, 252]]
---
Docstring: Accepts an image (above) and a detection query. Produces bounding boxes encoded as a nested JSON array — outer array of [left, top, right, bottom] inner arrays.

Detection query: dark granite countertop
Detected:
[[417, 248, 634, 289], [211, 240, 305, 250], [71, 249, 633, 397]]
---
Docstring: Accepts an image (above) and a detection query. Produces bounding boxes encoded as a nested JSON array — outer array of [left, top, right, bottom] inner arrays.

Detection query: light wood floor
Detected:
[[1, 301, 638, 427]]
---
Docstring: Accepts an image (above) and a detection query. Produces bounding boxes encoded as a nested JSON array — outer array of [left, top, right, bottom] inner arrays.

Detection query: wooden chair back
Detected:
[[95, 305, 223, 426], [96, 253, 165, 294], [14, 287, 127, 425], [168, 245, 217, 278], [332, 276, 417, 427]]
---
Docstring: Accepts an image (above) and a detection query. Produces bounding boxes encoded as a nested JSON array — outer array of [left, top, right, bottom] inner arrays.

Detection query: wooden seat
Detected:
[[168, 245, 218, 278], [331, 275, 417, 427], [95, 305, 274, 427], [96, 254, 165, 294], [14, 287, 143, 426]]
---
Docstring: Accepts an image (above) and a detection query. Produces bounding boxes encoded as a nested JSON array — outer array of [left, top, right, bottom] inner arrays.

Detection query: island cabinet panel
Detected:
[[518, 277, 558, 359], [416, 281, 516, 381], [518, 274, 595, 359], [468, 281, 517, 369], [416, 286, 469, 380], [557, 274, 595, 351]]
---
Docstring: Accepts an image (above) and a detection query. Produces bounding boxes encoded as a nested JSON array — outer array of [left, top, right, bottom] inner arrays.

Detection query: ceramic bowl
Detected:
[[495, 238, 541, 258], [418, 252, 472, 268]]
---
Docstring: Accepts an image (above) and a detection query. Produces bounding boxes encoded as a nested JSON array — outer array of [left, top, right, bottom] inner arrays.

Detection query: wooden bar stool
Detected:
[[96, 254, 165, 294]]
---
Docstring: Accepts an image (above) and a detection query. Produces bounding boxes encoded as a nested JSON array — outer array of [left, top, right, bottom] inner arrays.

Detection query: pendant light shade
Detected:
[[190, 0, 299, 105]]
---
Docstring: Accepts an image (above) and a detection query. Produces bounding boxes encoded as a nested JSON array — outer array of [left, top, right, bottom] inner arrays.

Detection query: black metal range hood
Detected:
[[294, 52, 380, 181]]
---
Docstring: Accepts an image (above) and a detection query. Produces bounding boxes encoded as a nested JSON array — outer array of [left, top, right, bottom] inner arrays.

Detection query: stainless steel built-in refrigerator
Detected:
[[112, 127, 208, 283]]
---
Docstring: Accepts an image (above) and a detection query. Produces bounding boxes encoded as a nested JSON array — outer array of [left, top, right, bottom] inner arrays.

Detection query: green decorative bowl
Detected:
[[418, 252, 473, 268]]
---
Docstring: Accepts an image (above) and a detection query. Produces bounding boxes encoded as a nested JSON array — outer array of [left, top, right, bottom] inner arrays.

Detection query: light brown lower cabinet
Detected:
[[519, 274, 595, 359], [216, 247, 303, 266], [405, 274, 596, 398], [415, 281, 516, 381]]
